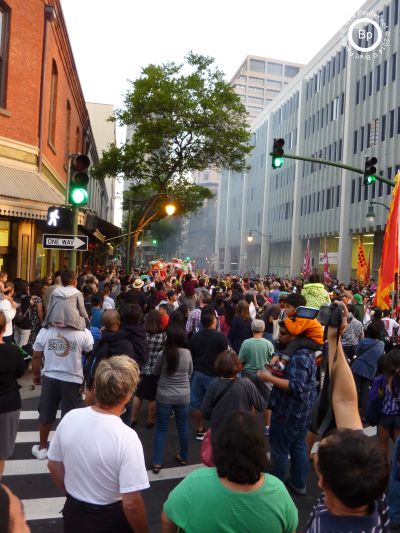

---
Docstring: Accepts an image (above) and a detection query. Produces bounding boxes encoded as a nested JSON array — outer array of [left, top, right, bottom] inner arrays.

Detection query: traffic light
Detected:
[[152, 239, 157, 245], [364, 157, 377, 185], [69, 155, 90, 205], [46, 206, 73, 229], [84, 212, 99, 232], [272, 138, 285, 169]]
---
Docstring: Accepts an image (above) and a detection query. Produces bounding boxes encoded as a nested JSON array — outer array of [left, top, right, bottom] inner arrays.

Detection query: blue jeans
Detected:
[[153, 401, 189, 466], [190, 371, 217, 409], [269, 412, 310, 489]]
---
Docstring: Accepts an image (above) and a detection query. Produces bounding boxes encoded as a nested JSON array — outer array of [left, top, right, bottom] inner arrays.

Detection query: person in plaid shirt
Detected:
[[131, 310, 166, 429], [258, 320, 317, 495]]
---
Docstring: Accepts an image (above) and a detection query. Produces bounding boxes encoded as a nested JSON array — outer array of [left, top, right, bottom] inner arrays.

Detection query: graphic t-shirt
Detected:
[[164, 467, 297, 533], [33, 327, 94, 384]]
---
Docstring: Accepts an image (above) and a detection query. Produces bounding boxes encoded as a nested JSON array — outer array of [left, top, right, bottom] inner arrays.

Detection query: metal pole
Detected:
[[269, 153, 395, 188], [126, 196, 132, 274], [68, 205, 79, 271]]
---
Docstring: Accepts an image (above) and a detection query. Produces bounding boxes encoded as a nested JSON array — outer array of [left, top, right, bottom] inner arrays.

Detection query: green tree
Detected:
[[94, 52, 252, 266]]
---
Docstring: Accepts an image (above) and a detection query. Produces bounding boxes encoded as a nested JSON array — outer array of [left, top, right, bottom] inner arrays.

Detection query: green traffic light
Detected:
[[186, 256, 190, 260], [272, 156, 284, 169], [152, 239, 157, 244], [70, 187, 88, 205], [367, 175, 376, 184]]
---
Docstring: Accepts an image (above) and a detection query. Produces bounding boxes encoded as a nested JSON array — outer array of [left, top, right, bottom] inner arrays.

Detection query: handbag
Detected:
[[200, 380, 236, 467], [365, 375, 386, 426]]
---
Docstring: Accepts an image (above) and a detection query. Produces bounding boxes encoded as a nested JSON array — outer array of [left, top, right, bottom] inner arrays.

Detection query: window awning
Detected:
[[0, 165, 64, 205]]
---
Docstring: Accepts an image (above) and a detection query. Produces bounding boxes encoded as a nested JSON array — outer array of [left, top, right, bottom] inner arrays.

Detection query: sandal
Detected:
[[175, 453, 188, 466], [152, 465, 162, 474]]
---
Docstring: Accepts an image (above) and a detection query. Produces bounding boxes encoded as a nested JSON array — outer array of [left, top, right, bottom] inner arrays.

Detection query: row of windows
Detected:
[[353, 108, 400, 153], [268, 201, 294, 223], [302, 139, 343, 177], [270, 165, 296, 191], [304, 93, 344, 138], [306, 49, 346, 101], [301, 186, 341, 215], [273, 91, 300, 126], [248, 58, 300, 78], [355, 54, 397, 104], [350, 166, 400, 203]]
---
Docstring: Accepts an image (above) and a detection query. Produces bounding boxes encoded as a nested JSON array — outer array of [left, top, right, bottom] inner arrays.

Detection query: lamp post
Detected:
[[247, 229, 272, 274], [366, 200, 390, 224]]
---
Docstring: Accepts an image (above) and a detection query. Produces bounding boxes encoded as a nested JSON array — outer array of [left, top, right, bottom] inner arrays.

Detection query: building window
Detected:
[[249, 76, 263, 84], [398, 107, 400, 134], [392, 53, 397, 81], [0, 1, 10, 108], [338, 138, 343, 160], [351, 179, 356, 204], [381, 114, 387, 141], [267, 62, 282, 75], [353, 130, 358, 154], [383, 60, 388, 86], [395, 0, 399, 25], [248, 86, 263, 94], [332, 96, 339, 120], [390, 109, 395, 137], [378, 178, 383, 197], [376, 64, 381, 91], [48, 60, 58, 147], [358, 177, 362, 202], [355, 80, 360, 104], [64, 100, 71, 166], [250, 59, 265, 73], [387, 167, 393, 194], [368, 71, 373, 96], [285, 65, 299, 77], [362, 75, 367, 100], [340, 92, 345, 114], [360, 126, 365, 151], [75, 126, 80, 153]]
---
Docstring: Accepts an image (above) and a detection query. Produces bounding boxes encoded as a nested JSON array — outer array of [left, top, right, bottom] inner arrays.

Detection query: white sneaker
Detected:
[[32, 444, 48, 460]]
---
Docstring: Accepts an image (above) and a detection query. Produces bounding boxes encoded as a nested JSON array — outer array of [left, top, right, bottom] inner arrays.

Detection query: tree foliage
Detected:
[[94, 52, 252, 256]]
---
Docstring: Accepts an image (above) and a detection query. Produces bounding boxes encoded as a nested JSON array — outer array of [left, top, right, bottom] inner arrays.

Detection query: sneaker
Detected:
[[32, 444, 48, 460], [263, 426, 270, 436], [196, 429, 206, 441], [289, 482, 306, 495]]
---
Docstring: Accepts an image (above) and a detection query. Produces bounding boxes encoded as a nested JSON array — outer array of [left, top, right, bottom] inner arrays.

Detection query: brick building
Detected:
[[0, 0, 116, 279]]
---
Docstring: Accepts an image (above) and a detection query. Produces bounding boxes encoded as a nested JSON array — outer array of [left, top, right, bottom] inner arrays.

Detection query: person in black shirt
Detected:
[[189, 309, 228, 440], [0, 311, 25, 478]]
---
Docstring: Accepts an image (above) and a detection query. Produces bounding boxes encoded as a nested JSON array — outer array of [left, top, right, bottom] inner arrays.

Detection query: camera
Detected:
[[318, 303, 343, 328]]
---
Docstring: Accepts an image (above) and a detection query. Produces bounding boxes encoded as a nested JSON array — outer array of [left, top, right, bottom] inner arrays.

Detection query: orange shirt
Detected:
[[283, 317, 324, 345], [161, 314, 170, 330]]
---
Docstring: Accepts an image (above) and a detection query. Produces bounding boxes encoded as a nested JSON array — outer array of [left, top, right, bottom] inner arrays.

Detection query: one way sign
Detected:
[[42, 234, 88, 251]]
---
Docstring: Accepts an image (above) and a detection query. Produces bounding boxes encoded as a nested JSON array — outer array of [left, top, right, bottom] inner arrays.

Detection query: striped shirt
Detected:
[[305, 493, 389, 533]]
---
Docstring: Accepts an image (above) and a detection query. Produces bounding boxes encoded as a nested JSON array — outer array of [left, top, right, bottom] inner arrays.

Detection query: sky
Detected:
[[61, 0, 365, 117]]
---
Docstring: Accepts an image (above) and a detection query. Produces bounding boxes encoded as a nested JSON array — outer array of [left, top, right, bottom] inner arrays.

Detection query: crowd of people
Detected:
[[0, 265, 399, 531]]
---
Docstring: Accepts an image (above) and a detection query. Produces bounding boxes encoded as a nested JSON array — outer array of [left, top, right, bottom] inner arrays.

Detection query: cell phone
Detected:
[[295, 306, 320, 319]]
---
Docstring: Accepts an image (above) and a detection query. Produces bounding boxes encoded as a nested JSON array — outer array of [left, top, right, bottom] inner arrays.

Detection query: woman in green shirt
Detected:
[[162, 411, 297, 533]]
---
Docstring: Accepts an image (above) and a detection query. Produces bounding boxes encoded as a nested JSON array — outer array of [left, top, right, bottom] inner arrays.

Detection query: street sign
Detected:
[[42, 234, 88, 251]]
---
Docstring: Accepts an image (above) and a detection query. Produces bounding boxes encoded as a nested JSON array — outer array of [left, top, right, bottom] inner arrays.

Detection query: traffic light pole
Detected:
[[68, 205, 79, 271], [269, 153, 395, 188]]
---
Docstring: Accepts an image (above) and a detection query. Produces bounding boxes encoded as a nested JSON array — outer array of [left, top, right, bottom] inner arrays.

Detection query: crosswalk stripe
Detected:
[[15, 431, 55, 443], [4, 457, 202, 479], [20, 410, 61, 420], [23, 497, 65, 521]]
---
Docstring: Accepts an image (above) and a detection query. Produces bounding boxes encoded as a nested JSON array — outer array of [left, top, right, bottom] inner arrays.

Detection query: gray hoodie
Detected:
[[43, 286, 88, 331]]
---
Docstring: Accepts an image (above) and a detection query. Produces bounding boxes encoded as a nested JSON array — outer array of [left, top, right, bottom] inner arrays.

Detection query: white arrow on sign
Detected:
[[45, 237, 86, 249]]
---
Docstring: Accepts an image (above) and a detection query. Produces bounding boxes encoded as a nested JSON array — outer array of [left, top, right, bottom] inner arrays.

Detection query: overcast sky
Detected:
[[61, 0, 364, 111]]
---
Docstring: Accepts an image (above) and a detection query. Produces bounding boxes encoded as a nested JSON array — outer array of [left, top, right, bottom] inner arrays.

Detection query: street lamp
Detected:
[[366, 201, 389, 224], [247, 229, 272, 274], [165, 203, 176, 216]]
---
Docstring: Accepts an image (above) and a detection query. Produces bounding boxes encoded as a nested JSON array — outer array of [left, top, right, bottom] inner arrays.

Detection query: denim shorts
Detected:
[[380, 414, 400, 428], [190, 371, 216, 410]]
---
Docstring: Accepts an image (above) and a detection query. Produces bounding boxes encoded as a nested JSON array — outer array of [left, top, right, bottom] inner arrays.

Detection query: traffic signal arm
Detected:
[[268, 152, 394, 188]]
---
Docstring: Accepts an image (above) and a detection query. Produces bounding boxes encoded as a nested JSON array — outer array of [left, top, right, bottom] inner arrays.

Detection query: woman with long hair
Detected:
[[131, 310, 166, 429], [28, 282, 43, 346], [152, 326, 193, 474], [228, 300, 253, 353]]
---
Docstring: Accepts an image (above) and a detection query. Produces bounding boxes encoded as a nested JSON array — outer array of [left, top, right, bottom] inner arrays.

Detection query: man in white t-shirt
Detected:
[[31, 326, 94, 460], [48, 356, 149, 533], [383, 309, 399, 339], [102, 286, 116, 310]]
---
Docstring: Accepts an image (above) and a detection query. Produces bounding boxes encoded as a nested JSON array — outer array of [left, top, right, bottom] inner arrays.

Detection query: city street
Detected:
[[3, 373, 328, 533]]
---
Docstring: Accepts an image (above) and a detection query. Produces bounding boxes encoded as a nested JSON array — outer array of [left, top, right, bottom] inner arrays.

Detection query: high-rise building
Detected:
[[179, 56, 304, 268], [215, 0, 400, 283]]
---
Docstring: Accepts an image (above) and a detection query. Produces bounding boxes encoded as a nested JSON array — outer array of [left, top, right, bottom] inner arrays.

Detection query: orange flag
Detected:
[[364, 252, 371, 286], [357, 240, 367, 281], [376, 172, 400, 310]]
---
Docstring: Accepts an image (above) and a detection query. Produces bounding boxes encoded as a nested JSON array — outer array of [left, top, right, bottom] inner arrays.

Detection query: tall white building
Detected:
[[215, 0, 400, 283]]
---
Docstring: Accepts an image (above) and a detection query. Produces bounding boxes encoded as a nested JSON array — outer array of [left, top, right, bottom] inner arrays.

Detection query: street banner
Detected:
[[302, 239, 312, 279], [357, 240, 367, 282], [323, 238, 332, 285], [376, 172, 400, 309]]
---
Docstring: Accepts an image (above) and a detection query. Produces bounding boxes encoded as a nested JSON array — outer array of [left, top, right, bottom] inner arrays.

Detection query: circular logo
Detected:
[[341, 10, 390, 60]]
